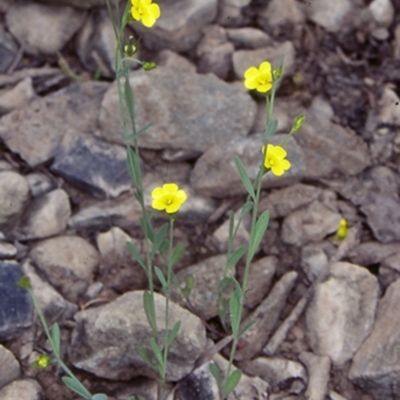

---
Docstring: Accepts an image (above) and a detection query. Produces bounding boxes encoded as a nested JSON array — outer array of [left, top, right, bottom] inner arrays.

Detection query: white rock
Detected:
[[307, 0, 352, 32], [0, 77, 35, 115], [369, 0, 394, 26], [0, 379, 43, 400], [0, 344, 20, 388]]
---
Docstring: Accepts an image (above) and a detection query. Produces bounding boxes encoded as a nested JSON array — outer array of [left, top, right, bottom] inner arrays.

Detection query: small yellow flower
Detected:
[[33, 354, 51, 369], [131, 0, 160, 28], [244, 61, 273, 93], [262, 144, 291, 176], [336, 218, 348, 240], [151, 183, 187, 214]]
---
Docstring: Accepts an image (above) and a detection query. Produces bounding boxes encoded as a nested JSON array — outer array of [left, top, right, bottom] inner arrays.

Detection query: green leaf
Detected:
[[238, 319, 256, 339], [265, 117, 278, 140], [166, 321, 181, 347], [209, 362, 222, 385], [226, 245, 247, 269], [154, 267, 167, 290], [151, 223, 168, 257], [170, 242, 185, 267], [240, 201, 254, 219], [126, 146, 138, 187], [16, 277, 31, 289], [92, 394, 108, 400], [129, 122, 153, 142], [126, 242, 146, 272], [51, 323, 61, 357], [233, 156, 255, 200], [140, 216, 154, 243], [149, 338, 163, 369], [248, 210, 269, 261], [61, 377, 92, 399], [143, 291, 158, 334], [223, 369, 242, 398], [135, 344, 154, 369], [181, 275, 194, 298], [229, 290, 241, 337], [124, 78, 135, 128]]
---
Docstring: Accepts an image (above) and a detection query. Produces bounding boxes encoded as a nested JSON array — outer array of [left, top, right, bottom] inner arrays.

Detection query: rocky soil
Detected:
[[1, 0, 400, 399]]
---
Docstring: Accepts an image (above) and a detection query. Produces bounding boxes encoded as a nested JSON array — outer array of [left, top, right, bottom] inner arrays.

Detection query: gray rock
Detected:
[[369, 0, 394, 27], [239, 356, 307, 393], [217, 0, 251, 28], [96, 227, 147, 293], [0, 81, 109, 167], [226, 28, 271, 49], [196, 25, 234, 80], [0, 0, 15, 14], [130, 0, 218, 52], [377, 86, 400, 125], [0, 379, 43, 400], [22, 260, 77, 324], [349, 278, 400, 399], [239, 256, 277, 309], [190, 133, 305, 198], [172, 255, 234, 320], [306, 262, 379, 367], [16, 189, 71, 240], [76, 7, 117, 78], [0, 171, 30, 227], [382, 252, 400, 272], [98, 67, 256, 152], [329, 391, 349, 400], [38, 0, 106, 8], [394, 24, 400, 59], [281, 200, 342, 247], [361, 194, 400, 243], [0, 241, 17, 259], [234, 271, 298, 361], [0, 344, 20, 388], [299, 352, 331, 400], [0, 77, 35, 115], [155, 49, 196, 73], [0, 24, 17, 73], [301, 242, 334, 282], [68, 290, 207, 381], [30, 235, 99, 303], [6, 0, 85, 55], [25, 173, 55, 198], [0, 261, 32, 341], [258, 0, 305, 28], [259, 183, 324, 219], [233, 41, 295, 80], [51, 130, 132, 199], [306, 0, 353, 32]]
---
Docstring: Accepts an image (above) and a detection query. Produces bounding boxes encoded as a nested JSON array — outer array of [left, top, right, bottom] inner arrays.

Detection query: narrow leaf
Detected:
[[151, 223, 168, 257], [223, 369, 242, 398], [126, 146, 138, 187], [240, 201, 254, 219], [51, 323, 61, 357], [143, 291, 157, 334], [129, 122, 153, 142], [226, 245, 247, 269], [92, 394, 108, 400], [238, 319, 256, 339], [154, 267, 167, 290], [181, 275, 194, 298], [248, 210, 269, 261], [229, 290, 241, 337], [126, 242, 146, 271], [170, 242, 185, 267], [228, 210, 235, 241], [61, 377, 92, 399], [233, 156, 255, 200], [135, 344, 154, 369], [166, 321, 181, 347], [149, 338, 163, 368], [265, 117, 278, 140], [124, 78, 135, 127], [209, 362, 222, 385]]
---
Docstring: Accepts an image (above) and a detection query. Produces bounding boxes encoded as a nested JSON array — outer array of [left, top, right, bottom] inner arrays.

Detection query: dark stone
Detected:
[[51, 130, 132, 199], [0, 261, 33, 341]]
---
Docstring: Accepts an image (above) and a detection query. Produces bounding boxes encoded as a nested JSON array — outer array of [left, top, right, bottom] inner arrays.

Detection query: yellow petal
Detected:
[[149, 3, 160, 18], [163, 183, 178, 194], [244, 67, 259, 79], [166, 202, 180, 214], [176, 189, 187, 203], [152, 198, 166, 210], [259, 61, 272, 74], [151, 187, 164, 199], [271, 145, 287, 158]]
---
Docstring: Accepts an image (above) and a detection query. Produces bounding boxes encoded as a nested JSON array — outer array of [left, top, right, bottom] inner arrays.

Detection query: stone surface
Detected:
[[190, 133, 305, 198], [258, 0, 305, 28], [0, 344, 20, 388], [226, 27, 271, 49], [51, 130, 132, 199], [0, 241, 17, 259], [0, 81, 108, 167], [68, 290, 207, 381], [299, 351, 331, 400], [130, 0, 218, 52], [0, 379, 43, 400], [0, 77, 35, 115], [6, 0, 85, 55], [38, 0, 106, 7], [306, 262, 379, 366], [25, 173, 55, 198], [98, 67, 256, 152], [233, 41, 295, 80], [172, 255, 233, 320], [349, 278, 400, 398], [239, 356, 307, 393], [30, 235, 99, 303], [155, 49, 196, 73], [76, 7, 116, 78], [0, 261, 32, 341], [96, 227, 147, 293], [301, 242, 334, 282], [22, 261, 77, 324], [369, 0, 394, 27], [234, 271, 298, 361], [0, 24, 17, 73], [16, 189, 71, 240], [281, 200, 342, 247], [0, 171, 30, 227]]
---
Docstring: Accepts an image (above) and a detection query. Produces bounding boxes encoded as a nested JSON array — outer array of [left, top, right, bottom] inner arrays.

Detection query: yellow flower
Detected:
[[336, 218, 348, 240], [33, 354, 51, 369], [131, 0, 160, 28], [151, 183, 187, 214], [262, 144, 291, 176], [244, 61, 273, 93]]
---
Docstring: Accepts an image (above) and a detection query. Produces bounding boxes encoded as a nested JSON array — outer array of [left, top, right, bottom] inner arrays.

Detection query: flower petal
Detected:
[[151, 187, 164, 199], [244, 67, 259, 79], [259, 61, 272, 74], [163, 183, 178, 194]]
